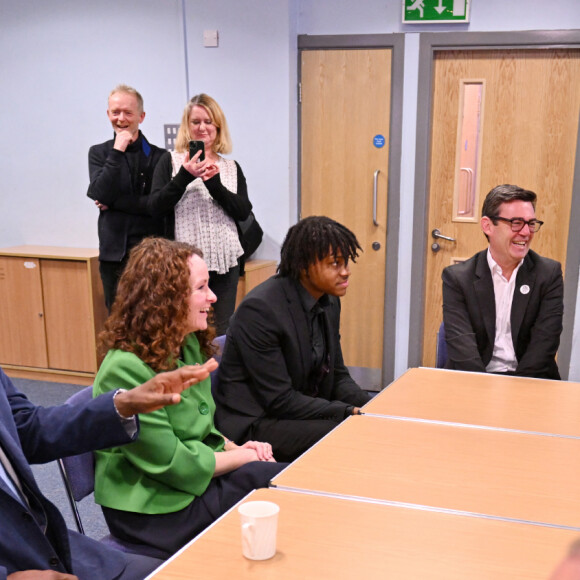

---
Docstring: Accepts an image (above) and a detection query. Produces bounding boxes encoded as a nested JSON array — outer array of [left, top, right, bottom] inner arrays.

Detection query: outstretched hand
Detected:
[[114, 359, 218, 417]]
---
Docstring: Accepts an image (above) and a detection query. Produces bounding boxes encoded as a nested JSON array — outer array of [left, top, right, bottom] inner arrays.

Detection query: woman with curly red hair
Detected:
[[93, 237, 285, 558]]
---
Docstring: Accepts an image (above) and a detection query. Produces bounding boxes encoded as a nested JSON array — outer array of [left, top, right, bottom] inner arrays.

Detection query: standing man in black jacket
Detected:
[[87, 84, 166, 310]]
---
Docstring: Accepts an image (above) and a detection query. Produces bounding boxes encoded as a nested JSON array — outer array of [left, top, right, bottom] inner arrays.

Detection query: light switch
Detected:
[[203, 30, 219, 48]]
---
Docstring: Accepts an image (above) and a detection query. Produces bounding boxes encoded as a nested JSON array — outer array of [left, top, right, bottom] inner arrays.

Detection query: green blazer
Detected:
[[93, 334, 225, 514]]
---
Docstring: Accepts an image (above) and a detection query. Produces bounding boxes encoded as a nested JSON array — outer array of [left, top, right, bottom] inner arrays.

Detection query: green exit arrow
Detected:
[[403, 0, 470, 23]]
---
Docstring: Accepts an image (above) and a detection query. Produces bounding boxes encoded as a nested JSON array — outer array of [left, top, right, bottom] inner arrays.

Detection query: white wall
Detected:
[[0, 0, 296, 258], [298, 0, 580, 33], [181, 0, 298, 258], [0, 0, 185, 248], [0, 0, 578, 378]]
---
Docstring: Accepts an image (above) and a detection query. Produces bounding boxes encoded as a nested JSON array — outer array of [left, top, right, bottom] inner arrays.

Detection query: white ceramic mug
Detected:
[[238, 500, 280, 560]]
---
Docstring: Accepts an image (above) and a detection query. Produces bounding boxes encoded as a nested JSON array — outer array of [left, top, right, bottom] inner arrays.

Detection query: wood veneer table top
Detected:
[[149, 488, 579, 580], [364, 367, 580, 438], [271, 416, 580, 529]]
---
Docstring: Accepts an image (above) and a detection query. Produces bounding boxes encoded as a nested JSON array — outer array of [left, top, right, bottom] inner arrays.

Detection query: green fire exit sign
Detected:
[[403, 0, 471, 23]]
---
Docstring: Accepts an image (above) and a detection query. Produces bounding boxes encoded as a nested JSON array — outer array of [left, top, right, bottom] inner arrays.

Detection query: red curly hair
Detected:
[[98, 237, 216, 372]]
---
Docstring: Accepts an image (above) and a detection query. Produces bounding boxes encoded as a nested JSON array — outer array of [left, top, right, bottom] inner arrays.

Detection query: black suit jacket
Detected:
[[442, 249, 563, 379], [0, 367, 134, 577], [87, 132, 167, 261], [214, 276, 370, 441]]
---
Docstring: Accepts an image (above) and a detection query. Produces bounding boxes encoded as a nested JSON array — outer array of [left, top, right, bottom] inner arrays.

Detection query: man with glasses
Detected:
[[442, 184, 563, 379]]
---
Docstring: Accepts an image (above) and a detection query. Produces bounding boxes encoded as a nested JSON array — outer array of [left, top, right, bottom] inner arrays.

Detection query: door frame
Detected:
[[408, 30, 580, 379], [297, 33, 405, 385]]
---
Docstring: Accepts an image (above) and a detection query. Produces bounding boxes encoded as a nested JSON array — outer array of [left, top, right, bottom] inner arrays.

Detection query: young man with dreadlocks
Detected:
[[214, 216, 371, 462]]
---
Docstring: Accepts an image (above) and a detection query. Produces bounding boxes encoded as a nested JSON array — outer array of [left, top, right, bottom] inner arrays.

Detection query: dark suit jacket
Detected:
[[0, 367, 135, 578], [442, 249, 563, 379], [87, 132, 167, 262], [214, 276, 370, 442]]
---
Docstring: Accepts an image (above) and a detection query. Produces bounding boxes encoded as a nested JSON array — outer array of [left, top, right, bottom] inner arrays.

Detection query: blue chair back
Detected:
[[210, 335, 226, 396], [58, 387, 94, 505], [436, 321, 448, 368]]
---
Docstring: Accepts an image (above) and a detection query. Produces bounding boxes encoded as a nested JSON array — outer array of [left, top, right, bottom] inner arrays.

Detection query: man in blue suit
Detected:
[[0, 361, 216, 579]]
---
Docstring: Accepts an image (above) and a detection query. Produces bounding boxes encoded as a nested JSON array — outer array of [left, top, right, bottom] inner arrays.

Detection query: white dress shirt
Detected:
[[0, 445, 26, 505], [485, 249, 523, 373]]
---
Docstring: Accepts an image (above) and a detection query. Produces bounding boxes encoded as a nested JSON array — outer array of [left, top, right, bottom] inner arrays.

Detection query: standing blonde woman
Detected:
[[150, 94, 252, 335]]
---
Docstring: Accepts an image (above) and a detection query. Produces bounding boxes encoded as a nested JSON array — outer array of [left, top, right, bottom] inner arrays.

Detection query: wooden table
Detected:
[[271, 415, 580, 529], [363, 367, 580, 438], [148, 488, 580, 580], [148, 368, 580, 578]]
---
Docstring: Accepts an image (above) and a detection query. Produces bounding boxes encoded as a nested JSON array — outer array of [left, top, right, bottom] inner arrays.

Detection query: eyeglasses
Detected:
[[490, 216, 544, 233]]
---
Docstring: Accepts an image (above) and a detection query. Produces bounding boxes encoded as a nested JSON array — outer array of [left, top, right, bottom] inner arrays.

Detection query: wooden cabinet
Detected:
[[0, 248, 274, 385], [235, 259, 277, 308], [0, 246, 107, 385]]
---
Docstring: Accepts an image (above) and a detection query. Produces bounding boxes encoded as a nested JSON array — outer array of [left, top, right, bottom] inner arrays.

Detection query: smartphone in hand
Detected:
[[189, 140, 205, 162]]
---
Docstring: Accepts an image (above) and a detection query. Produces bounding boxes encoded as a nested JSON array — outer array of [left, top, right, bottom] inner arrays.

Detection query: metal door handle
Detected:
[[431, 229, 456, 242], [373, 170, 379, 226]]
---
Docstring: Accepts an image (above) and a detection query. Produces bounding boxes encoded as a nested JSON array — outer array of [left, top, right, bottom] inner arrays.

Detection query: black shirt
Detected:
[[296, 282, 330, 395]]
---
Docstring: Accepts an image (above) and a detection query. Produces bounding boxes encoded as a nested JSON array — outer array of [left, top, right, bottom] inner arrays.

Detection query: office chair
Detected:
[[436, 321, 448, 369], [57, 386, 167, 559], [210, 334, 226, 397]]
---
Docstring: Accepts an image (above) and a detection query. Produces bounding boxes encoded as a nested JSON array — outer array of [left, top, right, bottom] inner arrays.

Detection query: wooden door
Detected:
[[0, 256, 48, 367], [301, 48, 391, 389], [422, 49, 580, 367]]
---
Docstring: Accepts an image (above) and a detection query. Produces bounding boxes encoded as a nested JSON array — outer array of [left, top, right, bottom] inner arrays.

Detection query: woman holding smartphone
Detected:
[[149, 94, 252, 335]]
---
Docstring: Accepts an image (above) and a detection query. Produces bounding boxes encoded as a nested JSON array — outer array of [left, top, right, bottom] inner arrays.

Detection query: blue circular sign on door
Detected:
[[373, 134, 385, 148]]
